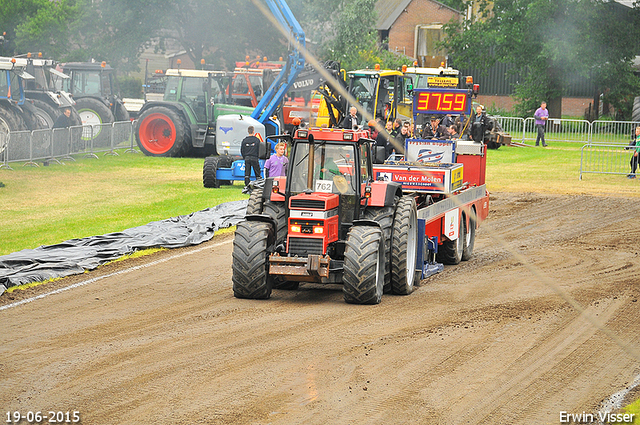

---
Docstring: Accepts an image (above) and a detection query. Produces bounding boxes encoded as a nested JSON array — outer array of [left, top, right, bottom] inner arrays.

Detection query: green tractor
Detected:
[[56, 61, 130, 127], [134, 68, 255, 157]]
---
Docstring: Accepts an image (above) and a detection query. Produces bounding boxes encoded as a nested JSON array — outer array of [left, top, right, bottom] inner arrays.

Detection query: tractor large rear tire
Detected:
[[462, 211, 476, 261], [436, 213, 465, 265], [135, 106, 190, 157], [114, 100, 130, 122], [632, 97, 640, 122], [391, 196, 419, 295], [232, 221, 273, 299], [31, 99, 58, 128], [263, 200, 287, 246], [20, 102, 46, 131], [343, 226, 384, 305], [246, 187, 264, 215], [0, 104, 27, 160], [363, 206, 395, 293], [76, 97, 114, 125]]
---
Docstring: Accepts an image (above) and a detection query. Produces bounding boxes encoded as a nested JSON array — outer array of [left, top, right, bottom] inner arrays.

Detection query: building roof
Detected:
[[375, 0, 462, 31]]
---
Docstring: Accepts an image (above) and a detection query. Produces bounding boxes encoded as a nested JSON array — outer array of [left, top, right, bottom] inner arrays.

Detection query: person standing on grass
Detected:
[[534, 101, 549, 147], [241, 125, 262, 191], [264, 141, 288, 178], [628, 126, 640, 179]]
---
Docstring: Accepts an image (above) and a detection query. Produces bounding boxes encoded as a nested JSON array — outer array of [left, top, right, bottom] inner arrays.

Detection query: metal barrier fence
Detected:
[[0, 121, 137, 169], [590, 120, 640, 145], [523, 117, 591, 145], [580, 143, 638, 180], [493, 117, 639, 146]]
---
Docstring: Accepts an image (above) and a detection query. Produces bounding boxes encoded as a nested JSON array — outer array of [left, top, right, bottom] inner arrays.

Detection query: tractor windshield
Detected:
[[348, 75, 376, 126], [64, 71, 111, 97], [289, 142, 358, 196]]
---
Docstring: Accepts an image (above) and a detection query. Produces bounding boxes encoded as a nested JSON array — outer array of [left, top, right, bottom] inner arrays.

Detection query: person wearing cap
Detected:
[[422, 116, 448, 140]]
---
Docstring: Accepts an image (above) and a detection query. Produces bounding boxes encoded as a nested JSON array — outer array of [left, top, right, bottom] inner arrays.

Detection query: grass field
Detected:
[[0, 142, 638, 256]]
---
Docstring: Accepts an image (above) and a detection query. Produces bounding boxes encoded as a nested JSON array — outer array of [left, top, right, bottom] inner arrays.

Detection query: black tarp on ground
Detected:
[[0, 200, 248, 294]]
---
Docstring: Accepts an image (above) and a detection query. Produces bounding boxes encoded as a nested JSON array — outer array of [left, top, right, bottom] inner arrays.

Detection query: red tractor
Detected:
[[232, 119, 490, 304]]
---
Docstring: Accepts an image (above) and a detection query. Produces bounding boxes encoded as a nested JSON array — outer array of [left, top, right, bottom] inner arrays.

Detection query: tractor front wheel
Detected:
[[245, 187, 264, 215], [135, 106, 190, 157], [232, 221, 273, 299], [343, 226, 384, 305]]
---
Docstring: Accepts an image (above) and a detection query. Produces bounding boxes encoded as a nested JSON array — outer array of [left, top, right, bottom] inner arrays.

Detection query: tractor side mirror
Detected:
[[373, 145, 386, 164]]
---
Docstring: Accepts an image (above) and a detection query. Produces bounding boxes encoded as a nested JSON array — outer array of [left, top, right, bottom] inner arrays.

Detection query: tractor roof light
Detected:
[[297, 130, 308, 139], [343, 132, 354, 140], [101, 61, 106, 68], [402, 65, 407, 73], [466, 76, 473, 85], [374, 64, 381, 71]]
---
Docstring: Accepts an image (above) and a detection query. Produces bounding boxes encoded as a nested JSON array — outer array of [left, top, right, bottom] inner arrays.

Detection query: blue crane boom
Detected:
[[250, 0, 305, 134]]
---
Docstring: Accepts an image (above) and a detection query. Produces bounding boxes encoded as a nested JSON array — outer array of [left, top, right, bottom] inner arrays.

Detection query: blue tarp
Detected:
[[0, 200, 248, 294]]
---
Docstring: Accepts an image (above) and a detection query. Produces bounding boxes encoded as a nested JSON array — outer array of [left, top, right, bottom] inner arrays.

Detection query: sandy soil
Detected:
[[1, 192, 639, 425]]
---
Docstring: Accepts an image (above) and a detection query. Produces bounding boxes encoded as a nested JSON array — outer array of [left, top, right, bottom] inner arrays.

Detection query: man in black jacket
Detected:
[[470, 106, 493, 143], [241, 125, 262, 190], [52, 107, 72, 129], [341, 106, 358, 129], [422, 116, 448, 139]]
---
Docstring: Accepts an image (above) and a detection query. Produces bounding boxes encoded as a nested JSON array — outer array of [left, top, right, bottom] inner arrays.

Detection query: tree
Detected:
[[65, 0, 175, 73], [320, 0, 412, 70], [0, 0, 73, 57], [443, 0, 640, 119]]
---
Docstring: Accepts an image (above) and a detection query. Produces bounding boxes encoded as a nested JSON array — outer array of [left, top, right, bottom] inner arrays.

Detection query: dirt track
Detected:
[[1, 192, 640, 425]]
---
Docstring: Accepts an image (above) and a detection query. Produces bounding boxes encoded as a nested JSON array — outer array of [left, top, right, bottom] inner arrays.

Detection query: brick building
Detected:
[[375, 0, 462, 67]]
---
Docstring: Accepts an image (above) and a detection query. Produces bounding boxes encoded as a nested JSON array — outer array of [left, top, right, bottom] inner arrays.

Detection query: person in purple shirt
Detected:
[[264, 141, 289, 178], [534, 101, 549, 147]]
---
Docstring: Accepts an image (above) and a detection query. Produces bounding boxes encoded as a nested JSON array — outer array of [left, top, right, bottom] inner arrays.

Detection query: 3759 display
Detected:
[[412, 89, 471, 115]]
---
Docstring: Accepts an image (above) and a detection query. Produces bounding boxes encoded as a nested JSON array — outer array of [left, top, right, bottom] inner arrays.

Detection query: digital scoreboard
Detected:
[[412, 88, 471, 115]]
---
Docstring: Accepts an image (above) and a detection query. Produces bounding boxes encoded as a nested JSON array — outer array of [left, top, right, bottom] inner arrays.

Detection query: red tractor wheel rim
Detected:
[[139, 113, 177, 155]]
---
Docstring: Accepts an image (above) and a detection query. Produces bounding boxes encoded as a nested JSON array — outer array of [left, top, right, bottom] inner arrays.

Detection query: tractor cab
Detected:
[[346, 68, 413, 125], [284, 127, 375, 243], [163, 69, 231, 124]]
